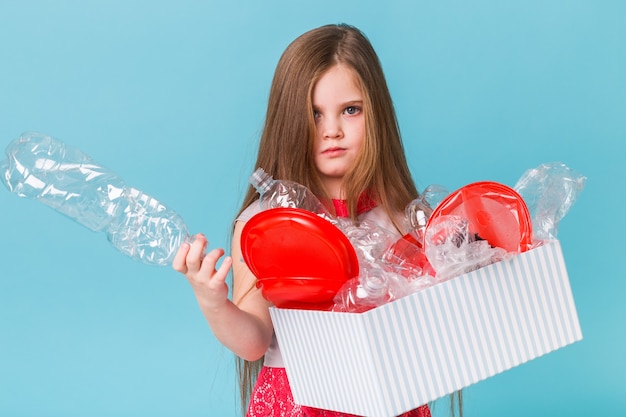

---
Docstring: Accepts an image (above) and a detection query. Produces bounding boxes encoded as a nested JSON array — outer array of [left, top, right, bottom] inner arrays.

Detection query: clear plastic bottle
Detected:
[[332, 267, 409, 313], [381, 190, 443, 278], [404, 184, 449, 244], [249, 167, 332, 219], [513, 162, 586, 241], [1, 132, 190, 266], [333, 272, 388, 313], [405, 203, 428, 248]]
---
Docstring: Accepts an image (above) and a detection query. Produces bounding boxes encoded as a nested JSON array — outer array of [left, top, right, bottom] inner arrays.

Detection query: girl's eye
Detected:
[[345, 106, 361, 115]]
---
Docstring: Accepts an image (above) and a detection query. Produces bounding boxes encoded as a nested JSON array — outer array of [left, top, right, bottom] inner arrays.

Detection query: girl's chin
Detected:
[[317, 169, 348, 180]]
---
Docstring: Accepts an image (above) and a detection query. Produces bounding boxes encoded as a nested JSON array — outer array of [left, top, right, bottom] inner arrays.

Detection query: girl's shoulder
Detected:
[[236, 200, 262, 223]]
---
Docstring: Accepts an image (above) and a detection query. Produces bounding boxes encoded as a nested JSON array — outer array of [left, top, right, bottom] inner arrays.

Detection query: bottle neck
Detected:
[[250, 167, 274, 195], [362, 271, 388, 298]]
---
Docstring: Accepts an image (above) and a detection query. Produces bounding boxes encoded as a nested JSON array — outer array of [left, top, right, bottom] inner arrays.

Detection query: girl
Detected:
[[173, 24, 439, 416]]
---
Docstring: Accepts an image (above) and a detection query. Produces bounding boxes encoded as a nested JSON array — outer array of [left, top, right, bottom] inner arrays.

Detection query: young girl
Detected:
[[174, 24, 436, 417]]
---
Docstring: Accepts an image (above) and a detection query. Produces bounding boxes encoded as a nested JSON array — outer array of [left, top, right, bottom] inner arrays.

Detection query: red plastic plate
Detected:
[[240, 207, 360, 304], [426, 181, 533, 253]]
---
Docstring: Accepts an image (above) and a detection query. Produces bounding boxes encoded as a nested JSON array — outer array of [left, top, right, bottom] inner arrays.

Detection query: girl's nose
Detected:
[[322, 117, 343, 139]]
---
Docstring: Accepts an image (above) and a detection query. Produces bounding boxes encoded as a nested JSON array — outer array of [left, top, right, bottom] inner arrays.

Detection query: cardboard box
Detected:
[[269, 240, 582, 417]]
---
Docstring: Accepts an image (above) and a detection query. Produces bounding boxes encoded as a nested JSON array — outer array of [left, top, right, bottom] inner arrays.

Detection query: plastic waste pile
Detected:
[[245, 163, 586, 312]]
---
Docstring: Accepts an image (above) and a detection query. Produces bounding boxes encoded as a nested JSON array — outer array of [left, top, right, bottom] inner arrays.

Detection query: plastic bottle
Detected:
[[332, 267, 409, 313], [1, 132, 190, 266], [249, 167, 333, 219], [405, 203, 428, 248], [382, 192, 440, 278], [513, 162, 586, 241], [405, 184, 449, 243]]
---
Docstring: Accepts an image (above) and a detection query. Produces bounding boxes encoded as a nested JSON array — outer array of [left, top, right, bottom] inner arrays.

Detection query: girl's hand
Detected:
[[172, 234, 233, 311], [174, 227, 273, 361]]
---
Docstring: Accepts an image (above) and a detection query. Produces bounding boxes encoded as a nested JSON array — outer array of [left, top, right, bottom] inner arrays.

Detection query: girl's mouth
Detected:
[[322, 147, 346, 156]]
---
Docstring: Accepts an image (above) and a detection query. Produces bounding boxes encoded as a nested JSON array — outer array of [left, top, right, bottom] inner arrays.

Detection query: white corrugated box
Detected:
[[269, 240, 582, 417]]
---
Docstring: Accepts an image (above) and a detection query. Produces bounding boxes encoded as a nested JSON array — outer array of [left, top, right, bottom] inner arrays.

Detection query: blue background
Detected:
[[1, 1, 624, 416]]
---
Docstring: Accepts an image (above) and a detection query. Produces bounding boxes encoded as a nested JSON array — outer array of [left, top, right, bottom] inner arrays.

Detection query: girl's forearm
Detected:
[[196, 296, 273, 361]]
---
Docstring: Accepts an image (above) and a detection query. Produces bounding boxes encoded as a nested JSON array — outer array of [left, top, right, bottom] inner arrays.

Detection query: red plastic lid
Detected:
[[426, 181, 533, 253], [240, 208, 360, 282]]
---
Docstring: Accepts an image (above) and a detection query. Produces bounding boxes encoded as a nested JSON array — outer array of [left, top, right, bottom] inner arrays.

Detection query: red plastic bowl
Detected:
[[426, 181, 533, 253], [256, 277, 347, 310], [241, 208, 360, 309]]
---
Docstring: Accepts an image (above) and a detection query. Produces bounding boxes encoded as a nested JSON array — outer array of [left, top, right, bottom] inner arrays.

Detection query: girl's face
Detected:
[[312, 64, 365, 198]]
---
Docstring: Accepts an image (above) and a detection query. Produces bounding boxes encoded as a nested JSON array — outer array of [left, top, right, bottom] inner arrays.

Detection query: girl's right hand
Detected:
[[172, 234, 233, 312], [174, 226, 273, 361]]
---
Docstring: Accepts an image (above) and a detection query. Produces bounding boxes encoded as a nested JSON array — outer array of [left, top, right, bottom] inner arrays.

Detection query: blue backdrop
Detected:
[[1, 1, 624, 416]]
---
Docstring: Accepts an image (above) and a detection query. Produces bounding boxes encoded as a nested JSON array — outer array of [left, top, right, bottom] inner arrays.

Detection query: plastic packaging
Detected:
[[336, 217, 397, 265], [405, 184, 450, 235], [424, 214, 508, 280], [514, 162, 586, 241], [379, 185, 448, 279], [425, 181, 533, 254], [1, 132, 190, 266], [243, 164, 585, 312], [330, 187, 447, 312], [332, 266, 410, 313], [250, 167, 333, 220]]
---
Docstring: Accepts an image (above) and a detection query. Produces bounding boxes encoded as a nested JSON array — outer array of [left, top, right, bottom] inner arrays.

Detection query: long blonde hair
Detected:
[[235, 23, 422, 414]]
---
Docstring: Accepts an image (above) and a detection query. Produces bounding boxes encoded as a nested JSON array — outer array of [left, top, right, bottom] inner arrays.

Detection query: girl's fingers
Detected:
[[187, 234, 208, 270], [213, 255, 233, 284], [199, 247, 225, 274], [172, 234, 232, 287], [172, 242, 191, 272], [199, 248, 233, 284]]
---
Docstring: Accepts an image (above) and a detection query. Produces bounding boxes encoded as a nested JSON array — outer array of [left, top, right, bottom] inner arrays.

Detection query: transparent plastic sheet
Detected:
[[514, 162, 587, 241], [1, 132, 191, 266]]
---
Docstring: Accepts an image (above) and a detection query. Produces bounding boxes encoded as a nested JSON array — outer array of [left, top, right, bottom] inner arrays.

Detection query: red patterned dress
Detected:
[[246, 367, 430, 417]]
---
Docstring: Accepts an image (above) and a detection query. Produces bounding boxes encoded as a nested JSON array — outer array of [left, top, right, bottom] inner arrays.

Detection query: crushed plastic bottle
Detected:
[[514, 162, 586, 241], [332, 266, 409, 313], [424, 214, 508, 280], [0, 132, 190, 266], [405, 184, 449, 236], [381, 186, 446, 278], [249, 167, 333, 220]]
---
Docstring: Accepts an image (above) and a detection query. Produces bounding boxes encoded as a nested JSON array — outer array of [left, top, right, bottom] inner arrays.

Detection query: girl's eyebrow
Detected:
[[341, 99, 363, 106], [313, 99, 363, 111]]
